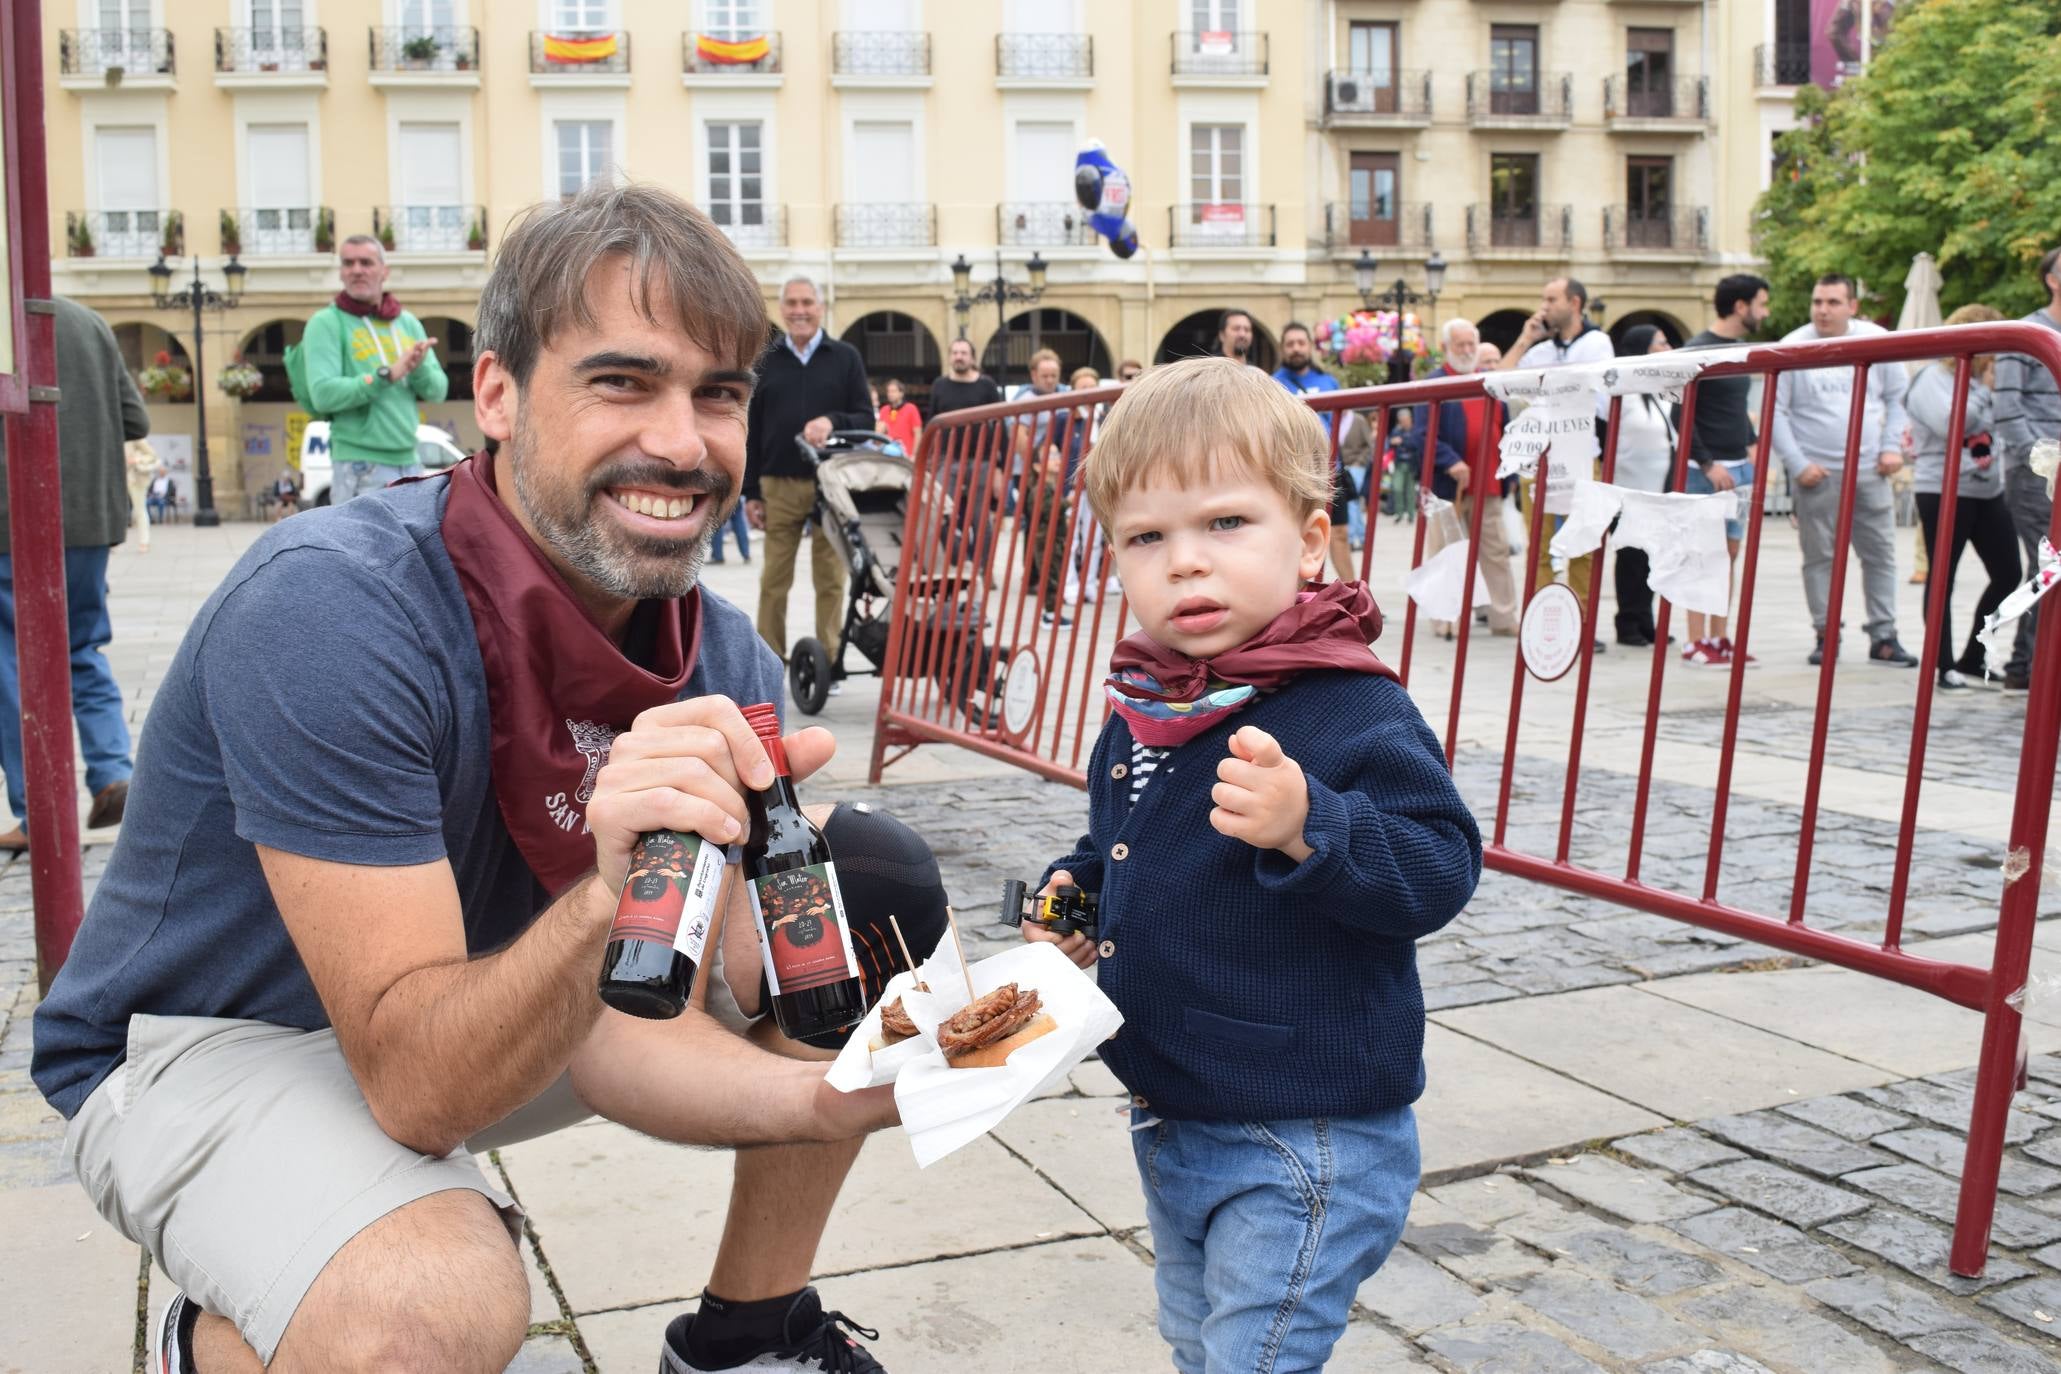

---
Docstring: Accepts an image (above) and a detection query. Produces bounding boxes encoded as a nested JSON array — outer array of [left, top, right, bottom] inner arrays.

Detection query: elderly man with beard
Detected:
[[1399, 319, 1520, 637], [31, 184, 945, 1374]]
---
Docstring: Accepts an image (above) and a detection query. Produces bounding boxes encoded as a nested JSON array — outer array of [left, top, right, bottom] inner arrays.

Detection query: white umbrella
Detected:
[[1898, 251, 1944, 332]]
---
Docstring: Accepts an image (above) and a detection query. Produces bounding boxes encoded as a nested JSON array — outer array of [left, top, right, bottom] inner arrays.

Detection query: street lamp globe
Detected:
[[1425, 250, 1448, 299], [146, 255, 174, 309], [950, 253, 972, 298], [1026, 251, 1047, 294], [222, 256, 248, 302], [1354, 248, 1377, 303]]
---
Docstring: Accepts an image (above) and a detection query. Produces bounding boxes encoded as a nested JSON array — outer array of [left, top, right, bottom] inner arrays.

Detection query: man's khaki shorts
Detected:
[[62, 1015, 591, 1363]]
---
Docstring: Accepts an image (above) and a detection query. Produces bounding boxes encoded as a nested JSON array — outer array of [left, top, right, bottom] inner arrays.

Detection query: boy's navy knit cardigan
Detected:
[[1042, 670, 1481, 1122]]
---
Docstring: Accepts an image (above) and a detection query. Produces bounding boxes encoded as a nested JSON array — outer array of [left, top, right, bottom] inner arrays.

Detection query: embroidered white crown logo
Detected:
[[566, 719, 620, 804]]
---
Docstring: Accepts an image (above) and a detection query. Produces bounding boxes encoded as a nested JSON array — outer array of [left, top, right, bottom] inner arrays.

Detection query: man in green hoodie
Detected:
[[301, 234, 447, 501]]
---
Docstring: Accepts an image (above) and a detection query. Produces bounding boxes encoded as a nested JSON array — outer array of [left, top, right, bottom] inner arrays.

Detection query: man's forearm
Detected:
[[361, 875, 612, 1156]]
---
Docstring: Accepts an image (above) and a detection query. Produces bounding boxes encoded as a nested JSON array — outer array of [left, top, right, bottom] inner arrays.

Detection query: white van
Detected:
[[297, 421, 468, 506]]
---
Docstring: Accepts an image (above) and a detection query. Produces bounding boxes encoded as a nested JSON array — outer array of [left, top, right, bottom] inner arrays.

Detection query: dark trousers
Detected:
[[1613, 546, 1656, 644], [2005, 462, 2053, 678], [1022, 481, 1071, 615], [1916, 491, 2021, 679]]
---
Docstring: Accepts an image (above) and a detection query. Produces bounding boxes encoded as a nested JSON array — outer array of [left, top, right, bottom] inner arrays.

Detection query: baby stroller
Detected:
[[787, 430, 1007, 723]]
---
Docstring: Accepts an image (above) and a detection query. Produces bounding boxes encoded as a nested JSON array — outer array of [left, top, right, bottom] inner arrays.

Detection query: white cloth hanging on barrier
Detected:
[[1405, 496, 1493, 623], [1974, 441, 2061, 676], [1545, 483, 1739, 616]]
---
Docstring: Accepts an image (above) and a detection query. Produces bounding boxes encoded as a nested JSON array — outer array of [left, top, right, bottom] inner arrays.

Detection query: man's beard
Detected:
[[1284, 352, 1309, 370], [504, 408, 726, 601], [1446, 354, 1478, 376]]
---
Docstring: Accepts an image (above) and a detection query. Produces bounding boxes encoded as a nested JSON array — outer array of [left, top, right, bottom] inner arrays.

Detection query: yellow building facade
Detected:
[[40, 0, 1803, 509]]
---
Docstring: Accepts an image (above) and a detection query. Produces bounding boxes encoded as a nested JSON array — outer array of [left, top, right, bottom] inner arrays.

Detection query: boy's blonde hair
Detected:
[[1081, 355, 1333, 528]]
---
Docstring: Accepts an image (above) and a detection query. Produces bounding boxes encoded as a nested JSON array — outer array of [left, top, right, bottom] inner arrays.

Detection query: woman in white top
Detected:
[[1611, 325, 1677, 645]]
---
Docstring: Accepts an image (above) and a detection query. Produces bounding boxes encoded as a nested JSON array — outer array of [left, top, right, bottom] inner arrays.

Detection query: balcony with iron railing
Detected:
[[996, 33, 1092, 82], [213, 27, 327, 81], [711, 205, 787, 250], [1321, 69, 1432, 126], [1168, 203, 1276, 249], [1603, 204, 1709, 257], [1465, 204, 1573, 256], [683, 31, 782, 78], [1322, 202, 1434, 255], [65, 209, 181, 259], [529, 30, 631, 77], [1603, 74, 1710, 127], [59, 28, 175, 85], [835, 204, 936, 249], [832, 31, 931, 81], [222, 206, 332, 257], [1755, 41, 1811, 89], [998, 203, 1098, 249], [367, 27, 478, 79], [1170, 30, 1268, 80], [1465, 71, 1573, 128], [372, 205, 487, 255]]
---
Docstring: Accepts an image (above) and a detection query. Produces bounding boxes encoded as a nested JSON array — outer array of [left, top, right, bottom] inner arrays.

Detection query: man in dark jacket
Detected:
[[742, 276, 872, 659], [0, 296, 150, 847]]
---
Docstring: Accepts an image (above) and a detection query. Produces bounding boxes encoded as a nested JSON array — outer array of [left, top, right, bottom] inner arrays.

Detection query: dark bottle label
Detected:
[[748, 861, 860, 995], [607, 830, 725, 964]]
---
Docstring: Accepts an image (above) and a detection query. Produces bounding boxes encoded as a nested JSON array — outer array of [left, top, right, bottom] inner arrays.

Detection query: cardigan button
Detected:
[[1110, 842, 1130, 861], [1110, 763, 1129, 780], [1099, 938, 1116, 959]]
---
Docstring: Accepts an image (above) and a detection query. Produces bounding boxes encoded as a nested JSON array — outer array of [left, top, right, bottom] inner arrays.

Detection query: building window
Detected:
[[1347, 21, 1398, 114], [706, 120, 764, 230], [1628, 155, 1673, 246], [246, 122, 313, 253], [93, 126, 160, 257], [1490, 152, 1539, 247], [555, 120, 612, 200], [702, 0, 764, 36], [1349, 151, 1399, 247], [1489, 24, 1539, 116], [1190, 0, 1238, 33], [1189, 123, 1243, 207], [396, 122, 467, 251], [398, 0, 455, 31], [247, 0, 314, 69], [553, 0, 610, 31], [1626, 28, 1674, 117], [98, 0, 148, 32]]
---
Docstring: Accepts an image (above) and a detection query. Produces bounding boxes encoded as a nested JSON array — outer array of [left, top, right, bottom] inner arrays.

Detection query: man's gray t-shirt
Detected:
[[32, 476, 782, 1118]]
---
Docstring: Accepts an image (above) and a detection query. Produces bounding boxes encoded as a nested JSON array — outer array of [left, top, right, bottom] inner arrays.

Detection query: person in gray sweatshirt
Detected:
[[1991, 247, 2061, 691], [1768, 273, 1917, 667], [1907, 305, 2018, 690]]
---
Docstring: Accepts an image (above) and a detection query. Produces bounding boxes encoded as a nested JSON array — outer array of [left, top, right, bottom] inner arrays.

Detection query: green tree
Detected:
[[1752, 0, 2061, 335]]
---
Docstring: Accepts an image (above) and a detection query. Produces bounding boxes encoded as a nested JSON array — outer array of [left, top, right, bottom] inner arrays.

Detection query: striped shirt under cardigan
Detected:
[[1994, 308, 2061, 470], [1043, 671, 1481, 1122]]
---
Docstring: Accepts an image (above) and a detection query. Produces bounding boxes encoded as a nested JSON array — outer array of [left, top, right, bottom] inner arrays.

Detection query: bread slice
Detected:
[[867, 1027, 916, 1053], [944, 1012, 1058, 1069]]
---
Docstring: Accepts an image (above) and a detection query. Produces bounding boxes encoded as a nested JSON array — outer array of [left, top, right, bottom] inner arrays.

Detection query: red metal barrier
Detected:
[[872, 325, 2061, 1277]]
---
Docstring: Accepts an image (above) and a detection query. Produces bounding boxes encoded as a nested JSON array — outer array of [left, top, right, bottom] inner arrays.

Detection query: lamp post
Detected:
[[950, 250, 1048, 387], [1353, 247, 1446, 325], [146, 251, 245, 527]]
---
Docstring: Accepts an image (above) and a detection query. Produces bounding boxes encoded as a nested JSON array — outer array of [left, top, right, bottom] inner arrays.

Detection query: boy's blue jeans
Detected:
[[1132, 1105, 1419, 1374]]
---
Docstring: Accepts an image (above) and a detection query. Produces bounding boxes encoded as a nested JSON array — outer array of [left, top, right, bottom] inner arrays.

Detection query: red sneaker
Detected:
[[1716, 637, 1756, 666], [1682, 639, 1725, 667]]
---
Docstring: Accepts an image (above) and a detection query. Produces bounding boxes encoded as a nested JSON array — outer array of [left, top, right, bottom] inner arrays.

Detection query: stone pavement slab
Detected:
[[1434, 985, 1897, 1120], [496, 1126, 1101, 1315], [986, 1096, 1146, 1233], [1416, 1024, 1667, 1179], [0, 1184, 142, 1374]]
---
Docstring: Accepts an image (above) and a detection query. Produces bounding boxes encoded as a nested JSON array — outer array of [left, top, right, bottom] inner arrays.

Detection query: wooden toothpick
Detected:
[[943, 906, 978, 1004], [889, 913, 927, 992]]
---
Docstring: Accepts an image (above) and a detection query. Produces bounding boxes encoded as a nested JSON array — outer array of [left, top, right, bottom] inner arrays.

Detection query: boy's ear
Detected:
[[1299, 506, 1331, 581]]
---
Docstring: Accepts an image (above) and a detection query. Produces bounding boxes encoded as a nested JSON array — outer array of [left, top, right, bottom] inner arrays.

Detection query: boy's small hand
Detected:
[[1212, 726, 1314, 863], [1024, 868, 1098, 968]]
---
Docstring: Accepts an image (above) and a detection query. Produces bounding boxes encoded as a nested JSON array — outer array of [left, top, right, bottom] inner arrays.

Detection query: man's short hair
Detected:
[[2039, 247, 2061, 293], [1118, 358, 1143, 375], [1081, 356, 1331, 530], [1280, 320, 1312, 343], [1218, 308, 1255, 335], [338, 233, 384, 261], [1028, 347, 1062, 372], [1814, 273, 1859, 301], [1442, 317, 1479, 349], [1715, 273, 1771, 319], [476, 181, 766, 386], [1551, 277, 1589, 311], [781, 274, 820, 299]]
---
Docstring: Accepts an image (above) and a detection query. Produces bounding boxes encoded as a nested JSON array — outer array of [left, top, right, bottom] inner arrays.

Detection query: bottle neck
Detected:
[[756, 730, 790, 778]]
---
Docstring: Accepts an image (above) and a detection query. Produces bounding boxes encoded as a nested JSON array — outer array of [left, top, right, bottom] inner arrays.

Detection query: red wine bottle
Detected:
[[598, 827, 725, 1019], [740, 702, 865, 1041]]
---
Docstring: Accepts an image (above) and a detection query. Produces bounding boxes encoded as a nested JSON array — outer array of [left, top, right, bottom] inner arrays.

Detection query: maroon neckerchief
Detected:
[[440, 452, 702, 895], [333, 290, 403, 321], [1105, 580, 1398, 744]]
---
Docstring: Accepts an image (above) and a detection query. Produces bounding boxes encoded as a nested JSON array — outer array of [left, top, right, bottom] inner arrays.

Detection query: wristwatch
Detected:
[[376, 365, 393, 382]]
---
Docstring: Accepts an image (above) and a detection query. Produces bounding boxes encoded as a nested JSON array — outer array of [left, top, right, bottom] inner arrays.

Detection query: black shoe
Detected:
[[662, 1289, 884, 1373], [1592, 639, 1607, 655], [1809, 635, 1828, 667], [1869, 637, 1919, 668], [2005, 672, 2031, 694], [1041, 610, 1072, 628], [1938, 668, 1972, 691]]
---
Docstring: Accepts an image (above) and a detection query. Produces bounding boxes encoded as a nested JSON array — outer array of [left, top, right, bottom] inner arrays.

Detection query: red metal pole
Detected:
[[5, 0, 89, 993], [1626, 381, 1699, 884]]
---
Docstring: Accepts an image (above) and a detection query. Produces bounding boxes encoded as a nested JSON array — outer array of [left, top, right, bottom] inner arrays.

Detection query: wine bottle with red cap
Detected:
[[740, 701, 866, 1041], [597, 825, 726, 1019]]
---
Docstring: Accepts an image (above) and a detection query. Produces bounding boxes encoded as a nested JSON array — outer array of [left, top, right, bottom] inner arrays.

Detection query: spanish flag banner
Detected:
[[543, 32, 619, 64], [695, 33, 770, 65]]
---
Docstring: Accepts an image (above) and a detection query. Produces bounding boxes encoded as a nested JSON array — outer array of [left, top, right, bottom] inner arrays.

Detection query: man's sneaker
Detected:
[[1938, 668, 1972, 691], [1715, 637, 1756, 667], [661, 1289, 884, 1373], [1040, 610, 1072, 628], [1682, 639, 1725, 667], [156, 1289, 199, 1374], [1809, 636, 1829, 667], [2004, 672, 2032, 694], [827, 681, 843, 697], [1869, 637, 1920, 668]]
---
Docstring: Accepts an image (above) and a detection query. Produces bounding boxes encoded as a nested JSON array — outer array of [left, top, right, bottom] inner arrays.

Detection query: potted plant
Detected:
[[218, 209, 242, 257], [377, 219, 397, 253], [217, 355, 265, 400], [159, 210, 185, 258], [68, 217, 95, 258], [312, 207, 335, 254], [466, 217, 486, 252], [454, 45, 472, 70], [140, 350, 193, 401], [402, 33, 439, 66]]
